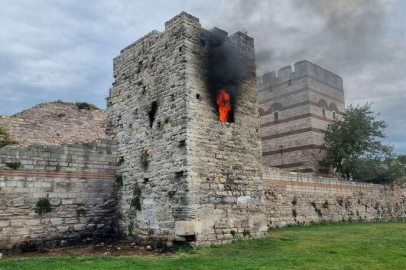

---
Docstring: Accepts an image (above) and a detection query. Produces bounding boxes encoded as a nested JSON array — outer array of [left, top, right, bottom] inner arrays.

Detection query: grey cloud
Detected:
[[208, 0, 406, 154], [0, 0, 405, 153]]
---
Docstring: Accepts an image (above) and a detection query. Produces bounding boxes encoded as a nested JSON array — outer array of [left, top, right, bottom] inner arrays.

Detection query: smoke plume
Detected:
[[207, 29, 248, 122], [205, 0, 406, 152]]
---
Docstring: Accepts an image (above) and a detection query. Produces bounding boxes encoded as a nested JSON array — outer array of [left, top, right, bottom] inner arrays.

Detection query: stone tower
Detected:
[[106, 12, 267, 247], [257, 60, 345, 173]]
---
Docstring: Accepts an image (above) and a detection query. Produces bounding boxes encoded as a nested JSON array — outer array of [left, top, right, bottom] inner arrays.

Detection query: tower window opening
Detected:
[[274, 112, 279, 121], [322, 108, 326, 117], [333, 111, 336, 120], [148, 101, 158, 127]]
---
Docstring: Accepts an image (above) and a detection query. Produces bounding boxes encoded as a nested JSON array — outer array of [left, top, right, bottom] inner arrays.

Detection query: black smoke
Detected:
[[206, 29, 248, 122]]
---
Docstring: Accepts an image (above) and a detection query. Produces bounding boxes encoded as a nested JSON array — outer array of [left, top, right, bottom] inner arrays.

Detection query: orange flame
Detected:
[[217, 89, 232, 122]]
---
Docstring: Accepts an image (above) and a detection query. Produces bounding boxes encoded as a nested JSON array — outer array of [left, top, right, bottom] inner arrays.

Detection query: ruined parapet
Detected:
[[106, 11, 267, 247], [0, 102, 105, 146], [258, 60, 345, 174]]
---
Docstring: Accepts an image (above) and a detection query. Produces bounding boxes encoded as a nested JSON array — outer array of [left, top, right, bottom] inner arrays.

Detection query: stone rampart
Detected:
[[0, 139, 117, 254], [263, 168, 406, 227]]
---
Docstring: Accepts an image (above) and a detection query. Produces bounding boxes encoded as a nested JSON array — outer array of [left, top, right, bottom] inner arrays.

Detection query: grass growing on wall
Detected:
[[1, 223, 406, 269]]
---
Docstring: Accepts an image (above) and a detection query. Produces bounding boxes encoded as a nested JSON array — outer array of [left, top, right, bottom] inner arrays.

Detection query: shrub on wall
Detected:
[[128, 222, 134, 236], [140, 151, 149, 171], [131, 184, 142, 211], [36, 198, 52, 215], [75, 102, 100, 111], [5, 161, 21, 170], [76, 208, 87, 217], [116, 174, 123, 188]]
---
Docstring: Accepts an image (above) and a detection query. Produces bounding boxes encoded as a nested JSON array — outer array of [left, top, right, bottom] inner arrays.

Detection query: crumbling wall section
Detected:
[[0, 139, 117, 254], [0, 102, 105, 146]]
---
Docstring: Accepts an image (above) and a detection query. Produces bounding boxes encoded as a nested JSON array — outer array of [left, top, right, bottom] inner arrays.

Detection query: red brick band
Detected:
[[263, 179, 390, 192], [274, 162, 304, 169], [259, 87, 344, 105], [262, 144, 325, 156], [258, 74, 344, 93], [261, 113, 335, 128], [261, 127, 325, 141], [260, 100, 344, 117], [0, 169, 116, 180]]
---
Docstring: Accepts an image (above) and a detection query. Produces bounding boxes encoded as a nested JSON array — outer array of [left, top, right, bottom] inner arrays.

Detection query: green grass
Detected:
[[1, 222, 406, 270]]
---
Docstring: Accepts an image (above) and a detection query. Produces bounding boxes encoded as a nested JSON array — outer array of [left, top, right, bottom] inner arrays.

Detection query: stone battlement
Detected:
[[258, 60, 343, 91]]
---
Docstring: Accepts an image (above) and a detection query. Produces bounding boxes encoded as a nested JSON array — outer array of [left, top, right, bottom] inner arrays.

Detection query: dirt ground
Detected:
[[6, 242, 173, 259]]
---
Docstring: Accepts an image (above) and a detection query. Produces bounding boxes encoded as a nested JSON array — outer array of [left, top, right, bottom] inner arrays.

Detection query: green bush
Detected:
[[5, 161, 21, 170], [128, 222, 134, 236], [322, 200, 329, 209], [311, 201, 317, 208], [116, 174, 123, 188], [131, 184, 142, 211], [0, 125, 18, 148], [131, 197, 141, 211], [117, 157, 125, 166], [76, 208, 87, 217], [75, 102, 99, 111], [36, 198, 52, 215], [140, 151, 149, 171]]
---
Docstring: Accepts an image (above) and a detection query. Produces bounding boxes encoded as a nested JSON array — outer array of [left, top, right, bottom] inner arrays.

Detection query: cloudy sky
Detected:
[[1, 0, 405, 153]]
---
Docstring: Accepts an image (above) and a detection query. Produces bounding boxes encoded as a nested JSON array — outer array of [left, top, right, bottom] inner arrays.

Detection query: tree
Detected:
[[0, 125, 18, 148], [322, 103, 404, 184]]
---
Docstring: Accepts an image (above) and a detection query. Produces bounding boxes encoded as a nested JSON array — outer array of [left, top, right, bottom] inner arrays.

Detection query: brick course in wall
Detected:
[[0, 102, 105, 146], [0, 139, 117, 254]]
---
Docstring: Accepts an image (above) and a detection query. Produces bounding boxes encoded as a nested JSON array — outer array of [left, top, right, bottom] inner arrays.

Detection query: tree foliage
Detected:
[[323, 103, 405, 184], [0, 125, 18, 148]]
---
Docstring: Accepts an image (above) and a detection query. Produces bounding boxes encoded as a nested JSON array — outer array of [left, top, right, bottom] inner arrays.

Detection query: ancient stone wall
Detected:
[[106, 12, 267, 247], [0, 139, 117, 254], [0, 102, 105, 146], [258, 60, 345, 174], [263, 168, 406, 228]]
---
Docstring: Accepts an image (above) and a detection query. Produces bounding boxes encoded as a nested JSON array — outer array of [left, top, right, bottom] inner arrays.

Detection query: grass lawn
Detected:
[[1, 222, 406, 270]]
